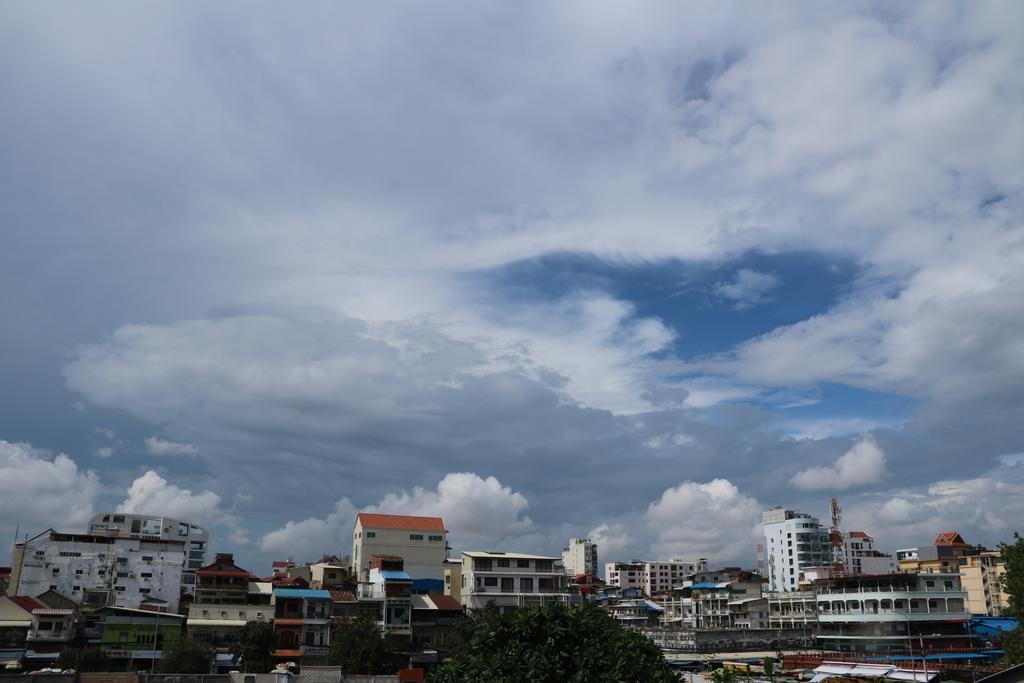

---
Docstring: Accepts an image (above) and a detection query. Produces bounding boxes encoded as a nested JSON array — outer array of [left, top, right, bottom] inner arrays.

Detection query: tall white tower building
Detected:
[[762, 507, 831, 592], [561, 538, 598, 576]]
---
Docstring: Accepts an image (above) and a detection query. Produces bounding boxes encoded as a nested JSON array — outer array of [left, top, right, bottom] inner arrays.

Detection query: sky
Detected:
[[1, 1, 1022, 574]]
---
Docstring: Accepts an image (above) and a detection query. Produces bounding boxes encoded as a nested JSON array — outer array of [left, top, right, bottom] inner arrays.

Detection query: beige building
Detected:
[[352, 513, 448, 582], [959, 551, 1008, 616], [443, 559, 462, 602], [561, 538, 598, 577]]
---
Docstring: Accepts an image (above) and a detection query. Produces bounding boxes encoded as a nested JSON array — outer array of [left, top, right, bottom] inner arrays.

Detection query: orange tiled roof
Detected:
[[356, 513, 446, 532], [849, 531, 871, 538], [329, 590, 356, 602], [935, 531, 968, 546]]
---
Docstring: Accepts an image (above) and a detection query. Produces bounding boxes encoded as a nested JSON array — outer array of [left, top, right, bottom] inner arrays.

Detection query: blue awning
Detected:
[[380, 571, 412, 581], [273, 588, 332, 600], [689, 583, 718, 589]]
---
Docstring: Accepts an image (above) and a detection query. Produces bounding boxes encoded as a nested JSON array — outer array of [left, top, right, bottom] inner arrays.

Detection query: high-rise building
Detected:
[[762, 507, 831, 592], [87, 512, 208, 592], [603, 558, 709, 595], [561, 538, 598, 577]]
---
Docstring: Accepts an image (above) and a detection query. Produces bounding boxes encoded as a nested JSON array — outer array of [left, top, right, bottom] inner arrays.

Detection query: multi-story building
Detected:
[[459, 551, 575, 612], [352, 514, 448, 584], [87, 513, 208, 592], [93, 605, 186, 670], [309, 555, 351, 589], [357, 556, 413, 637], [561, 538, 598, 577], [187, 554, 273, 656], [762, 507, 832, 592], [604, 562, 645, 591], [897, 531, 975, 574], [663, 569, 765, 630], [767, 590, 817, 630], [959, 550, 1009, 616], [273, 588, 332, 665], [11, 529, 185, 613], [814, 572, 971, 653], [443, 559, 462, 602]]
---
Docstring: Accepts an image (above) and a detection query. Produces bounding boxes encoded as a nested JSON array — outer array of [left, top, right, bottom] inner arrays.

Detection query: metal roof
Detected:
[[462, 551, 559, 560], [379, 570, 412, 581], [273, 588, 331, 600]]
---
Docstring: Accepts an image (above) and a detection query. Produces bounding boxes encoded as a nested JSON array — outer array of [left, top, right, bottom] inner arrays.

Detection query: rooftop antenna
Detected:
[[831, 497, 842, 531]]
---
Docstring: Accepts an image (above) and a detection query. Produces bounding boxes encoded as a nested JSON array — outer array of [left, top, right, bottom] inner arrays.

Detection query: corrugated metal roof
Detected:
[[410, 595, 433, 610], [379, 570, 412, 581], [356, 513, 446, 531], [273, 588, 331, 600]]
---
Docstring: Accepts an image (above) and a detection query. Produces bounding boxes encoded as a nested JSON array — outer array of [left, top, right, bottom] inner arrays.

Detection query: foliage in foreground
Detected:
[[429, 602, 676, 683], [156, 637, 213, 674], [230, 620, 278, 673], [55, 647, 113, 672], [999, 532, 1024, 666], [328, 614, 396, 674]]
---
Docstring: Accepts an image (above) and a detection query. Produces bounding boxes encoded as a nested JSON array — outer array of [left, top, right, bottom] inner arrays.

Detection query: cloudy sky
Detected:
[[1, 1, 1022, 574]]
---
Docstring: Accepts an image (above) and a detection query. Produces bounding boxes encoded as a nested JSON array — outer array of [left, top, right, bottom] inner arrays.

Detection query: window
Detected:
[[139, 588, 151, 594], [141, 572, 152, 578], [517, 559, 530, 568], [178, 523, 189, 537], [410, 534, 424, 541], [428, 535, 443, 542], [365, 531, 376, 538], [49, 584, 58, 590], [483, 577, 498, 587], [115, 586, 126, 592], [131, 519, 142, 533], [52, 568, 60, 574], [75, 569, 84, 575], [142, 556, 154, 562], [497, 559, 510, 567], [113, 515, 125, 523]]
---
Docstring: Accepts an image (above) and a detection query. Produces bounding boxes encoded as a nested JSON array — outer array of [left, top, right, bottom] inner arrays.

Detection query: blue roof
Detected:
[[380, 570, 412, 581], [644, 600, 665, 612], [412, 578, 444, 591], [689, 583, 718, 589], [273, 588, 332, 600]]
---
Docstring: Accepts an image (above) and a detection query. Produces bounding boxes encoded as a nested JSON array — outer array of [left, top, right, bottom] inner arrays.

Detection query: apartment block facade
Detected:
[[459, 551, 575, 611], [352, 514, 448, 583], [561, 538, 598, 577], [762, 507, 832, 592], [87, 513, 208, 591]]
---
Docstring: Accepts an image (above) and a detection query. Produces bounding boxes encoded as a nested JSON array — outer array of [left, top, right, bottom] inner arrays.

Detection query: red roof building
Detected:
[[355, 513, 447, 532]]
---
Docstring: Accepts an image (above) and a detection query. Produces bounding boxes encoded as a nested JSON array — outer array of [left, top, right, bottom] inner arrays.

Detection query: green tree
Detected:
[[709, 668, 740, 683], [156, 637, 212, 673], [328, 615, 396, 675], [998, 532, 1024, 665], [429, 602, 676, 683], [55, 647, 113, 672], [230, 620, 277, 673]]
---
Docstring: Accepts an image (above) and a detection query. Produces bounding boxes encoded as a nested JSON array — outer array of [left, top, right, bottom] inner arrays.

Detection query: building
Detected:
[[959, 550, 1009, 616], [606, 598, 664, 626], [603, 558, 709, 595], [837, 531, 897, 575], [309, 555, 351, 589], [662, 569, 765, 630], [561, 538, 598, 577], [458, 551, 575, 612], [11, 529, 185, 613], [93, 605, 186, 670], [762, 507, 832, 592], [352, 514, 448, 584], [443, 559, 462, 602], [87, 513, 208, 592], [604, 562, 645, 591], [273, 588, 332, 665], [409, 592, 463, 656], [0, 567, 11, 595], [0, 596, 45, 666], [187, 554, 273, 659], [814, 572, 971, 653], [898, 531, 975, 574], [767, 590, 817, 630], [357, 556, 413, 637]]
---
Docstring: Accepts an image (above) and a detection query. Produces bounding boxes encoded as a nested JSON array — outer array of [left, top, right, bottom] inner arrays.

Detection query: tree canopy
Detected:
[[429, 602, 676, 683], [327, 615, 396, 675], [998, 532, 1024, 666], [230, 620, 278, 673], [157, 637, 213, 674]]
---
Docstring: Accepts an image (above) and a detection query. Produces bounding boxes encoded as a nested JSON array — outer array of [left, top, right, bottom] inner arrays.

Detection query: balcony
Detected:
[[300, 645, 329, 657]]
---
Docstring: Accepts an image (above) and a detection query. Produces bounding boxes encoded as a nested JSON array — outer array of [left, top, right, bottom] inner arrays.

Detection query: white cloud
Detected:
[[118, 470, 221, 521], [95, 446, 114, 458], [791, 437, 886, 490], [259, 498, 358, 562], [0, 440, 100, 534], [144, 436, 200, 457], [714, 269, 781, 310], [367, 472, 532, 550], [590, 479, 762, 564]]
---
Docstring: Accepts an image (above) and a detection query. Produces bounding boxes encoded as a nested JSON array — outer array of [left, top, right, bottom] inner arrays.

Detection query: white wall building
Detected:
[[12, 529, 185, 612], [763, 507, 832, 592], [561, 538, 598, 577], [839, 531, 897, 575], [459, 551, 575, 611], [604, 559, 709, 595], [352, 513, 448, 583], [87, 513, 208, 592]]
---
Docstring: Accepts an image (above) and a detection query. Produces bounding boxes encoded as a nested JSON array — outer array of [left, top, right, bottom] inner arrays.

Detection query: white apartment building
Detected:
[[561, 538, 598, 577], [459, 551, 576, 612], [762, 507, 832, 592], [604, 562, 645, 591], [11, 529, 185, 612], [87, 512, 208, 591], [352, 513, 448, 583], [604, 558, 709, 595]]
